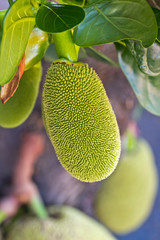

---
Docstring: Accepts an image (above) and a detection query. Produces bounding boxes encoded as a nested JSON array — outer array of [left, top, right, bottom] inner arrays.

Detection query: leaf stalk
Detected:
[[53, 30, 79, 62]]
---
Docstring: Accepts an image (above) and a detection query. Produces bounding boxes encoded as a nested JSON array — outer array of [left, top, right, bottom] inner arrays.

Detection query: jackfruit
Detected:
[[6, 205, 117, 240], [42, 61, 121, 182], [94, 139, 158, 234], [0, 62, 42, 128]]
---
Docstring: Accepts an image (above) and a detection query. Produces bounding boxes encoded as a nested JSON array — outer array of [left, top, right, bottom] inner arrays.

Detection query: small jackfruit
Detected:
[[0, 62, 42, 128], [94, 139, 158, 234], [42, 61, 121, 182], [6, 205, 117, 240]]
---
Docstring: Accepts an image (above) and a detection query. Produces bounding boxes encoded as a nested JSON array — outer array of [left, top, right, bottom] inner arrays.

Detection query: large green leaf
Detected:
[[125, 40, 160, 76], [153, 8, 160, 42], [0, 62, 42, 128], [25, 28, 49, 70], [58, 0, 85, 7], [86, 0, 105, 6], [116, 43, 160, 116], [0, 0, 36, 86], [74, 0, 157, 47], [36, 3, 85, 33]]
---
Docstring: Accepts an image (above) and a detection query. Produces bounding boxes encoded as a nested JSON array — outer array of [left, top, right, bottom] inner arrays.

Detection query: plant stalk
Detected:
[[53, 30, 78, 62], [29, 193, 48, 219], [8, 0, 14, 6]]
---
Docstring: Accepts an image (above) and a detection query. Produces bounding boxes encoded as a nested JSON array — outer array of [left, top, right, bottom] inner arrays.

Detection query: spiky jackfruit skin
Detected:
[[42, 62, 121, 182], [6, 205, 117, 240], [94, 139, 158, 235], [0, 62, 42, 128]]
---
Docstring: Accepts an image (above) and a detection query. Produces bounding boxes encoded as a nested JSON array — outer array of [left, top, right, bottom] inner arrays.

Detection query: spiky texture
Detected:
[[94, 139, 158, 234], [0, 63, 42, 128], [42, 62, 121, 182], [6, 205, 116, 240]]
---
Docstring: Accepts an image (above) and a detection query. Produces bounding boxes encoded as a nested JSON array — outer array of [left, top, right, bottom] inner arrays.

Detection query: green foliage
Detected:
[[6, 206, 117, 240], [125, 40, 160, 76], [153, 8, 160, 42], [0, 0, 37, 85], [36, 3, 85, 33], [73, 0, 157, 47], [25, 28, 49, 70], [42, 61, 120, 182], [0, 63, 42, 128], [58, 0, 85, 7], [94, 139, 158, 234], [45, 44, 119, 66], [116, 43, 160, 116]]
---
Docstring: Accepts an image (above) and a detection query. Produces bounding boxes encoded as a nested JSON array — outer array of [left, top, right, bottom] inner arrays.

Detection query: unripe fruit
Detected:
[[0, 62, 42, 128], [94, 139, 158, 234], [42, 61, 121, 182], [6, 205, 117, 240]]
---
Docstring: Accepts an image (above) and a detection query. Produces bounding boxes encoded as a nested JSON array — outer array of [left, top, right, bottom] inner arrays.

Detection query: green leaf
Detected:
[[0, 10, 6, 28], [25, 28, 49, 70], [0, 0, 36, 86], [74, 0, 157, 47], [58, 0, 85, 7], [116, 43, 160, 116], [153, 8, 160, 42], [125, 40, 160, 76], [35, 3, 85, 33], [86, 0, 105, 6], [79, 46, 119, 67], [0, 62, 42, 128]]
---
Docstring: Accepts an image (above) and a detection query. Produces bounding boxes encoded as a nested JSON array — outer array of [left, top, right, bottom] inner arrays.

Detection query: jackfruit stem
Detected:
[[53, 30, 78, 62], [29, 194, 48, 219]]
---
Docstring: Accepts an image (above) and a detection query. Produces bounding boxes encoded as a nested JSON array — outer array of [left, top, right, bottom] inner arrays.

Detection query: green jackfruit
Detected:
[[42, 61, 121, 182], [6, 205, 116, 240], [0, 62, 42, 128], [94, 139, 158, 234]]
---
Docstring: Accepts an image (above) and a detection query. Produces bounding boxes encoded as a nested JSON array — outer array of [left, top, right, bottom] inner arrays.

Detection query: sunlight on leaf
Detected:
[[0, 0, 36, 86], [74, 0, 157, 47]]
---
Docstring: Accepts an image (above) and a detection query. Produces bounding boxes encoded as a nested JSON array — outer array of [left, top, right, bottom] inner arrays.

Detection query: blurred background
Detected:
[[0, 1, 160, 239]]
